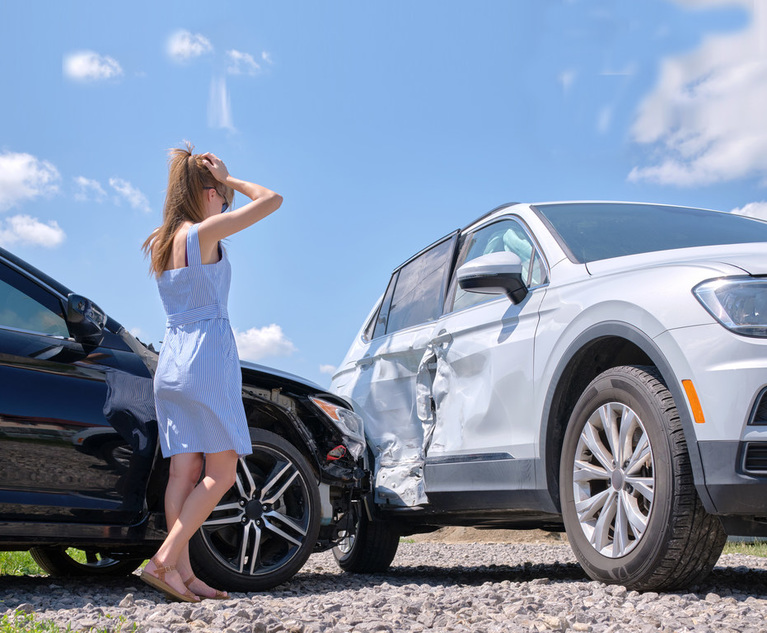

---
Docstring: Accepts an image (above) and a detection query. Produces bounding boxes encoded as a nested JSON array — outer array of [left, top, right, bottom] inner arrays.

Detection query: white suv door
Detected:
[[338, 232, 458, 506], [421, 218, 549, 499]]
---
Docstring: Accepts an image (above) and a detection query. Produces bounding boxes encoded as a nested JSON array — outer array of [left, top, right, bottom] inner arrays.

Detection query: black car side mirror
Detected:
[[67, 293, 107, 347], [457, 251, 529, 304]]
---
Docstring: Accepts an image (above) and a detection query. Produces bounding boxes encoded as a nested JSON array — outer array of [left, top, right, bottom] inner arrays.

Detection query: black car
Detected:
[[0, 245, 365, 591]]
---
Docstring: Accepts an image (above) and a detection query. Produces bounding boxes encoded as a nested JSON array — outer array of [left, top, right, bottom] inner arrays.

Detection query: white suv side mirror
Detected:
[[457, 251, 529, 304]]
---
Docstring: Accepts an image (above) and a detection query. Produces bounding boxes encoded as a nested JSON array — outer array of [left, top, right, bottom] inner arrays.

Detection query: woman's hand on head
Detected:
[[201, 152, 230, 183]]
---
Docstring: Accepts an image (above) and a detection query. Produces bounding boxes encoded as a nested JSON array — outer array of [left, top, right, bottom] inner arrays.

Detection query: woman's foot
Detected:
[[141, 558, 200, 603], [183, 573, 229, 600]]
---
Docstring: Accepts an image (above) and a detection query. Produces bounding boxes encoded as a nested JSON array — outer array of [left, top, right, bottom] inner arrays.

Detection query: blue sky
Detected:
[[1, 0, 766, 386]]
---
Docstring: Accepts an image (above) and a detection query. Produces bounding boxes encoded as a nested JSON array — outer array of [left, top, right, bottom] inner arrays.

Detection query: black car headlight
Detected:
[[693, 276, 767, 338], [310, 397, 366, 460]]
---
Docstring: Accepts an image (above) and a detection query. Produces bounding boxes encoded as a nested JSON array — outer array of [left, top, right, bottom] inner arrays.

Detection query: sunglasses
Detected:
[[203, 187, 230, 213]]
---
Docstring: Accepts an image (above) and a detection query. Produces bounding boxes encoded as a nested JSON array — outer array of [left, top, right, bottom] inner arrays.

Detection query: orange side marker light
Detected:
[[682, 379, 706, 424]]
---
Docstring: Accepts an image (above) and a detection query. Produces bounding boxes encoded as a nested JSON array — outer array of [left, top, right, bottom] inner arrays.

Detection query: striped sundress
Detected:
[[153, 223, 252, 458]]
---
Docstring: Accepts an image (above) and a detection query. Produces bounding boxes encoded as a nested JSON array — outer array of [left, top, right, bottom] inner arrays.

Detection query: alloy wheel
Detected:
[[572, 401, 655, 558], [200, 446, 313, 577]]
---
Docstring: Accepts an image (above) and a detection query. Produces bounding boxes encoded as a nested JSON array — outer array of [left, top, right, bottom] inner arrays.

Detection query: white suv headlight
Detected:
[[693, 276, 767, 337]]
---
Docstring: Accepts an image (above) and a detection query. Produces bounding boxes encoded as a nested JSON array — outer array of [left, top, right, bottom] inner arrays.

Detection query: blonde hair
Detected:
[[142, 142, 233, 277]]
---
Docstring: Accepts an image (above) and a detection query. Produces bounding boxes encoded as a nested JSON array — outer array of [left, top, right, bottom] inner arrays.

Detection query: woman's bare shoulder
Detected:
[[173, 222, 194, 243]]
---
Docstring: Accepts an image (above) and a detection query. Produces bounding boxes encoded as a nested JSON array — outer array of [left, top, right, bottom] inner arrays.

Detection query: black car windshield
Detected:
[[534, 202, 767, 264]]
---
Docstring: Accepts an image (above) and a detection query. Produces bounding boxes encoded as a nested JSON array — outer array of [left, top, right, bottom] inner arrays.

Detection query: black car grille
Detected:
[[743, 443, 767, 474], [750, 389, 767, 425]]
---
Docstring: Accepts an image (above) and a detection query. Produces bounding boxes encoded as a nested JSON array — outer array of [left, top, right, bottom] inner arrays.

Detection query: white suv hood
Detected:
[[586, 243, 767, 277], [710, 252, 767, 275]]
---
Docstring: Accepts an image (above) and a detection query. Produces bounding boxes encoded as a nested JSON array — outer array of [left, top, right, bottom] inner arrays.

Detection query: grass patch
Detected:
[[0, 612, 64, 633], [0, 549, 97, 577], [723, 540, 767, 558], [0, 612, 136, 633], [0, 552, 43, 577]]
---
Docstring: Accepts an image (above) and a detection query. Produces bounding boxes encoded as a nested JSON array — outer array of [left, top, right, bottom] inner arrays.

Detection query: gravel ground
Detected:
[[2, 542, 767, 633]]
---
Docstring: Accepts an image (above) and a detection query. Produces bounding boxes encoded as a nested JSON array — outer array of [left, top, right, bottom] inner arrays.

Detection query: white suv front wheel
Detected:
[[560, 365, 726, 591]]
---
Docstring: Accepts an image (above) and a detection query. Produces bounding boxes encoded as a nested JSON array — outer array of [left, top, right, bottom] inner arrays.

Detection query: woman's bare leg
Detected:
[[144, 450, 238, 598], [163, 454, 202, 591], [171, 455, 235, 598]]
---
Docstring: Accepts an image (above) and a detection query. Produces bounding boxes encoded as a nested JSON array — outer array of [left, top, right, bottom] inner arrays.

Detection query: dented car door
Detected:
[[419, 218, 549, 504], [333, 232, 458, 507]]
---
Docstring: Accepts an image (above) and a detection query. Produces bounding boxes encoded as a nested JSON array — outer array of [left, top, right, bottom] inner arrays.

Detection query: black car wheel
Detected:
[[29, 547, 145, 577], [190, 429, 321, 592], [333, 501, 400, 573], [560, 365, 726, 591]]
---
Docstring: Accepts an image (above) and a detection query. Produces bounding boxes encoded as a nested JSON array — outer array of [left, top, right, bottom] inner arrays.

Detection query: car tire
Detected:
[[29, 547, 145, 577], [560, 365, 726, 591], [333, 503, 400, 572], [189, 429, 321, 592]]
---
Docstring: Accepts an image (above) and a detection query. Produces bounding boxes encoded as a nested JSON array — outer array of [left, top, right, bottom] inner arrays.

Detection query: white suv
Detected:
[[331, 201, 767, 591]]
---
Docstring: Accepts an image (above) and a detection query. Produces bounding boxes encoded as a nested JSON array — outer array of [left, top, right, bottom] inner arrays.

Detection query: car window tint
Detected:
[[386, 237, 454, 334], [536, 202, 767, 264], [362, 309, 378, 342], [370, 271, 398, 340], [0, 269, 68, 337], [452, 219, 545, 312]]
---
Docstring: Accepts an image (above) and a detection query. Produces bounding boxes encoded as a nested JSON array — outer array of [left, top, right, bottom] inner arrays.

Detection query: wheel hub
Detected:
[[245, 499, 269, 521], [244, 500, 264, 521], [611, 469, 624, 490]]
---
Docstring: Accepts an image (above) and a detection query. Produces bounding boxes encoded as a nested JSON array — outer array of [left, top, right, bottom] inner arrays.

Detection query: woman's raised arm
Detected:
[[198, 152, 283, 245]]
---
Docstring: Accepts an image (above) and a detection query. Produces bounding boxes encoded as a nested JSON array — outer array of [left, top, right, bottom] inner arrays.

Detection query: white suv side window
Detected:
[[450, 219, 547, 312], [383, 235, 456, 335]]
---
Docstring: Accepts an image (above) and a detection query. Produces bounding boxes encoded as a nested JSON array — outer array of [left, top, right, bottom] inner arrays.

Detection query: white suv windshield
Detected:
[[535, 202, 767, 264]]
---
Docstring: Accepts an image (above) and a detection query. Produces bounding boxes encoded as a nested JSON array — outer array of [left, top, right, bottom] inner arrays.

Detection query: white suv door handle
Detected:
[[430, 330, 453, 346], [356, 356, 373, 368]]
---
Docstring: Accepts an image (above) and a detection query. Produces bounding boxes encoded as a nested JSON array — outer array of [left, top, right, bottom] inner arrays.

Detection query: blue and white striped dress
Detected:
[[153, 223, 252, 458]]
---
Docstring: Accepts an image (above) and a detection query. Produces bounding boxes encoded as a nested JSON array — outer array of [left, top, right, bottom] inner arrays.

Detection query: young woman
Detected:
[[141, 144, 282, 602]]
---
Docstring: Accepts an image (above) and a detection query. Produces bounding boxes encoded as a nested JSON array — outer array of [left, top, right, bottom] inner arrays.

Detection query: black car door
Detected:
[[0, 259, 156, 525]]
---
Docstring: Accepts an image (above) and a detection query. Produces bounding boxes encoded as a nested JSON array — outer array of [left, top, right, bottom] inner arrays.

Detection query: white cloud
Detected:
[[629, 3, 767, 186], [262, 51, 274, 65], [208, 76, 234, 130], [558, 69, 576, 94], [673, 0, 751, 8], [167, 30, 213, 62], [0, 152, 60, 211], [109, 178, 151, 213], [0, 215, 65, 248], [597, 106, 613, 135], [74, 176, 107, 202], [63, 51, 123, 82], [129, 327, 144, 338], [731, 201, 767, 221], [319, 364, 337, 375], [234, 324, 296, 362], [227, 50, 261, 76], [600, 64, 637, 77]]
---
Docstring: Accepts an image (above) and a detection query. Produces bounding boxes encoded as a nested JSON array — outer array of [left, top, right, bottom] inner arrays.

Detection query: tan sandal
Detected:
[[183, 573, 229, 600], [140, 558, 200, 603]]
